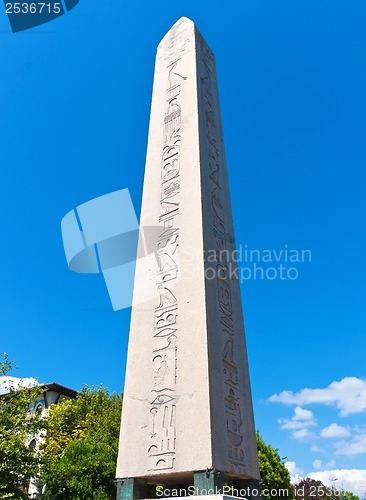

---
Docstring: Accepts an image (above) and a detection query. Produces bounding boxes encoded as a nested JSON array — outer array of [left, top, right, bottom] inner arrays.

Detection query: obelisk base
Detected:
[[116, 475, 261, 500], [116, 478, 147, 500], [193, 470, 225, 494], [231, 480, 262, 500]]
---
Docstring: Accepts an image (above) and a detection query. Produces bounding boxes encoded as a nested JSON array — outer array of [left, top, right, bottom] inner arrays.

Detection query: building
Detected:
[[0, 381, 78, 498], [30, 382, 78, 416]]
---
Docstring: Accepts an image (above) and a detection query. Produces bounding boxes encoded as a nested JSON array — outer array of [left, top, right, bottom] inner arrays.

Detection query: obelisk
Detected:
[[116, 17, 260, 498]]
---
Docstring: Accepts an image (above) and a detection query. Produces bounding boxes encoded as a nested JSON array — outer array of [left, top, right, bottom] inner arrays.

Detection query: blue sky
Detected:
[[1, 0, 365, 491]]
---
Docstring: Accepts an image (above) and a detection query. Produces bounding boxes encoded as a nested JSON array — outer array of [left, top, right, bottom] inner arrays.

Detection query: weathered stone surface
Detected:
[[116, 17, 260, 485]]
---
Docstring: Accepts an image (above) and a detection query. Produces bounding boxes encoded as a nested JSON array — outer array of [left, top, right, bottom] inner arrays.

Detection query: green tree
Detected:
[[0, 353, 45, 499], [257, 431, 293, 500], [340, 491, 361, 500], [293, 478, 352, 500], [39, 386, 122, 499], [294, 478, 331, 500]]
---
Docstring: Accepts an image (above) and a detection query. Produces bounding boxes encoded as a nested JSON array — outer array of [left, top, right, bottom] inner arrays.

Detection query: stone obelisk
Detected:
[[116, 17, 260, 498]]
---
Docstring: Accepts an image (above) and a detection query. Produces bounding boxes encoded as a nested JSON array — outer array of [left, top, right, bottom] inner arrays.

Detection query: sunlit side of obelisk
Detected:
[[116, 17, 260, 498]]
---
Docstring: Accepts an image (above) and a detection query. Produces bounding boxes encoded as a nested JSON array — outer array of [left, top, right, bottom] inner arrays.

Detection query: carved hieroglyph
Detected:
[[116, 17, 260, 483]]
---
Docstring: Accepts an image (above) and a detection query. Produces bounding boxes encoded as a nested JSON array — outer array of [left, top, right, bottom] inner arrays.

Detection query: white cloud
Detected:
[[313, 459, 336, 470], [293, 406, 315, 421], [293, 428, 313, 440], [334, 432, 366, 456], [0, 376, 38, 395], [286, 461, 303, 476], [287, 464, 366, 494], [308, 469, 366, 495], [326, 461, 336, 468], [279, 406, 316, 429], [285, 461, 304, 484], [269, 377, 366, 416], [278, 406, 317, 439], [311, 444, 326, 453], [313, 459, 323, 469], [321, 423, 351, 439]]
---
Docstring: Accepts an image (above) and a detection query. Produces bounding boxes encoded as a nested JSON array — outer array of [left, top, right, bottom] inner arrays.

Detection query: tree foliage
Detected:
[[294, 478, 361, 500], [294, 478, 338, 500], [0, 353, 308, 500], [0, 353, 45, 499], [340, 491, 361, 500], [39, 386, 122, 499], [257, 431, 293, 499]]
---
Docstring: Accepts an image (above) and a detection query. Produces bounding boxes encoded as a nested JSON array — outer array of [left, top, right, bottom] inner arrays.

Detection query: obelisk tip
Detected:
[[174, 16, 195, 28], [158, 17, 196, 48]]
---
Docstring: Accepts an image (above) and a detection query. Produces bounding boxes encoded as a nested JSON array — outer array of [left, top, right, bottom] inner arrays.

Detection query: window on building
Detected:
[[34, 402, 43, 414], [29, 439, 37, 450]]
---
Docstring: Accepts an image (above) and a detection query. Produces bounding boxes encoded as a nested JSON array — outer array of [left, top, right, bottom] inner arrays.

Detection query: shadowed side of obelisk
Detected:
[[115, 17, 260, 499], [194, 26, 260, 483]]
